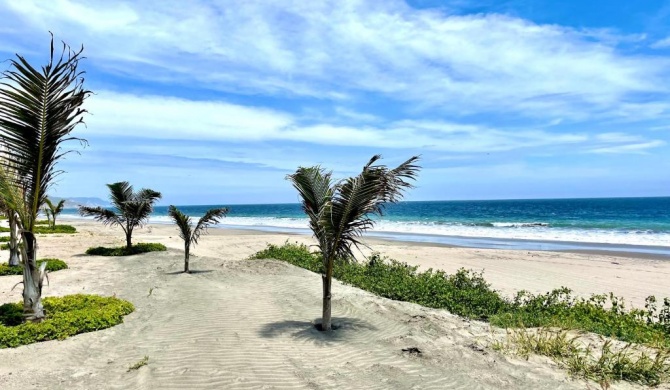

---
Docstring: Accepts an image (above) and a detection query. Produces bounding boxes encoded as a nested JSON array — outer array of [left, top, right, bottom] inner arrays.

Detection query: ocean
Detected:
[[62, 197, 670, 256]]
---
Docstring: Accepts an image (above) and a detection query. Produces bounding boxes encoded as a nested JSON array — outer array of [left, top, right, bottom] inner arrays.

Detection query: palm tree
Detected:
[[0, 195, 19, 266], [0, 36, 90, 321], [168, 205, 229, 273], [44, 198, 66, 228], [79, 182, 161, 249], [287, 155, 420, 331], [42, 206, 52, 227]]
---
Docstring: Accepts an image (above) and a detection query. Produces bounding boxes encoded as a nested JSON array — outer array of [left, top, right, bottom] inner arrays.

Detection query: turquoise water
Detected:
[[63, 197, 670, 254]]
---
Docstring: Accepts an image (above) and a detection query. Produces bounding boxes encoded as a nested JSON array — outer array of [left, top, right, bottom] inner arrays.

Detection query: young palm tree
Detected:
[[168, 205, 229, 273], [0, 36, 90, 321], [79, 182, 161, 249], [44, 198, 66, 228], [0, 196, 19, 266], [42, 206, 52, 227], [288, 155, 420, 331]]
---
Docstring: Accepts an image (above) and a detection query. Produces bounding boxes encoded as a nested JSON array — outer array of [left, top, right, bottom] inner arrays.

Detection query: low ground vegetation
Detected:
[[0, 294, 134, 348], [491, 328, 670, 387], [86, 243, 167, 256], [0, 223, 76, 235], [34, 224, 77, 234], [0, 258, 68, 276], [251, 242, 670, 386]]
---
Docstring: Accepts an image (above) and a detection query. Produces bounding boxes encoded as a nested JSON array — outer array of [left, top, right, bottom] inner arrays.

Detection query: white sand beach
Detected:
[[0, 220, 668, 389]]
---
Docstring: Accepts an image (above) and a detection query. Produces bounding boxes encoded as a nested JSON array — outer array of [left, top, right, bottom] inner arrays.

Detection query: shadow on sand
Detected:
[[165, 270, 214, 275], [258, 317, 377, 344]]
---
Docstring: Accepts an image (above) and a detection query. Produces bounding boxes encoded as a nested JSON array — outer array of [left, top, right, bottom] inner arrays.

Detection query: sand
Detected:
[[0, 220, 668, 389]]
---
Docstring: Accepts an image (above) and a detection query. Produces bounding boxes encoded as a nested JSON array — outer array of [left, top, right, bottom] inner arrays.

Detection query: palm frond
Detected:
[[287, 166, 333, 253], [55, 199, 66, 214], [323, 155, 421, 261], [44, 198, 55, 213], [168, 205, 192, 244], [79, 206, 121, 227], [136, 188, 162, 204], [376, 155, 421, 204], [108, 182, 133, 212], [0, 36, 90, 231], [0, 163, 27, 227], [192, 207, 228, 244]]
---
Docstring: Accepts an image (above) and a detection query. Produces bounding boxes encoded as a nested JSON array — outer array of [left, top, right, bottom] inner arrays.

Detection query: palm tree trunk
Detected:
[[321, 258, 334, 331], [21, 231, 45, 322], [45, 211, 52, 228], [184, 243, 190, 273], [52, 213, 57, 228], [7, 213, 19, 266], [125, 226, 132, 249]]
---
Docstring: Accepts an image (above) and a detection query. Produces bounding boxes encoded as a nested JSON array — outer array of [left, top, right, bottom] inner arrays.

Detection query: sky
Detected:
[[0, 0, 669, 205]]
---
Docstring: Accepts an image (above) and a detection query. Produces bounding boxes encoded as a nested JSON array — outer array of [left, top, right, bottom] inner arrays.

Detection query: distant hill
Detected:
[[52, 197, 110, 209]]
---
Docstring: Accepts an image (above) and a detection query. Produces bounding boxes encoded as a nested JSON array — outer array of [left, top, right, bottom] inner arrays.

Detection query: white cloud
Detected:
[[651, 36, 670, 49], [80, 91, 665, 159], [2, 0, 668, 121], [587, 140, 666, 154]]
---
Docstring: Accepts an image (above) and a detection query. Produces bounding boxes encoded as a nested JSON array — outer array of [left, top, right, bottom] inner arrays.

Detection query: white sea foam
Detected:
[[62, 213, 670, 248]]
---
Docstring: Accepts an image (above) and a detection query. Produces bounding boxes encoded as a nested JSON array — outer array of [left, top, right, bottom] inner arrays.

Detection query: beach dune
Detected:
[[0, 220, 668, 389]]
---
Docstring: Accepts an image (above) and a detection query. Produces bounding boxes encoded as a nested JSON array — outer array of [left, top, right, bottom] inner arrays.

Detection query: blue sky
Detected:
[[0, 0, 669, 205]]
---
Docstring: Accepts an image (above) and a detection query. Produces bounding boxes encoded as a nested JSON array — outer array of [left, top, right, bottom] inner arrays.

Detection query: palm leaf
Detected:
[[168, 205, 192, 244], [0, 37, 90, 231], [79, 206, 122, 226], [192, 207, 228, 244], [322, 155, 421, 261], [108, 181, 134, 212], [0, 163, 28, 227], [55, 199, 66, 214], [287, 166, 334, 257]]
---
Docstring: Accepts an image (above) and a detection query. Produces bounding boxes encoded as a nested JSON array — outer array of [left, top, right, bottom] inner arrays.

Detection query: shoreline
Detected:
[[47, 219, 670, 308], [60, 216, 670, 261]]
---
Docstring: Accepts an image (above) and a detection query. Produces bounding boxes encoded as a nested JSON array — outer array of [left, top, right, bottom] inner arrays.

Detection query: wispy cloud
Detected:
[[2, 0, 669, 122], [81, 91, 664, 158], [651, 36, 670, 49], [587, 140, 666, 154]]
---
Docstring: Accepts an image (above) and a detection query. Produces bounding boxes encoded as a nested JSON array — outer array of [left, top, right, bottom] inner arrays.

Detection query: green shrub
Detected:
[[251, 243, 508, 320], [0, 294, 134, 348], [0, 236, 10, 242], [85, 243, 167, 256], [2, 223, 78, 234], [251, 242, 670, 349], [0, 259, 68, 276], [34, 224, 77, 234]]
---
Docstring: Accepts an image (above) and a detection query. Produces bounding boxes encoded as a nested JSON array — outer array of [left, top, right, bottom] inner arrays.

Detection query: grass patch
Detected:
[[34, 224, 77, 234], [0, 294, 134, 348], [251, 243, 670, 348], [0, 224, 78, 234], [35, 220, 50, 225], [0, 236, 10, 242], [85, 243, 167, 257], [494, 328, 670, 387], [127, 355, 149, 372], [0, 242, 18, 250], [0, 259, 68, 276]]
